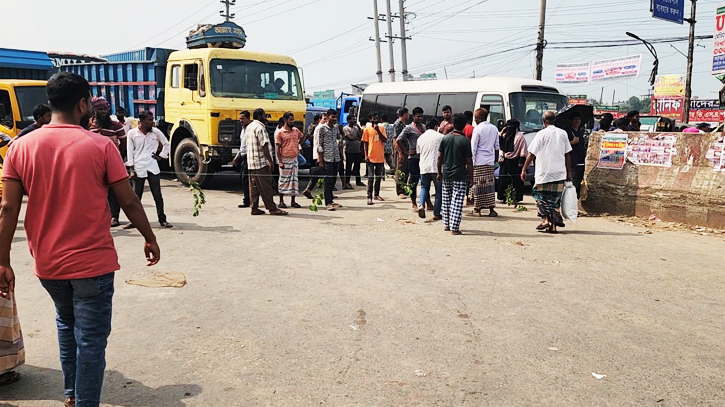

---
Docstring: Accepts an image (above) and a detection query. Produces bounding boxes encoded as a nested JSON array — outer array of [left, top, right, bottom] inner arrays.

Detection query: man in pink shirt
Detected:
[[0, 72, 160, 407]]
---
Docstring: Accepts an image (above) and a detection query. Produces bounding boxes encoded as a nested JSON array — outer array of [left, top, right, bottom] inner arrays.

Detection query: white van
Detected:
[[358, 77, 568, 134]]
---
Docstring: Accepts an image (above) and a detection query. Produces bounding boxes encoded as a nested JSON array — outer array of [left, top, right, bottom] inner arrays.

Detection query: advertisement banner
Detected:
[[627, 134, 676, 167], [597, 133, 628, 169], [568, 95, 587, 105], [591, 55, 643, 82], [705, 135, 725, 171], [654, 74, 685, 97], [555, 62, 591, 84], [594, 106, 625, 119], [689, 99, 724, 122], [652, 0, 685, 24], [712, 5, 725, 75], [653, 97, 684, 121]]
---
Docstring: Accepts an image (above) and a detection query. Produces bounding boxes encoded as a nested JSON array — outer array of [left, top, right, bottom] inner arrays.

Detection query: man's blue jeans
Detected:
[[419, 173, 442, 217], [40, 272, 115, 407]]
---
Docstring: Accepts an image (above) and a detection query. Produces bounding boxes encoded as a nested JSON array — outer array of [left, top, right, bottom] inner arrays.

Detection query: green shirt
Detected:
[[439, 131, 472, 181]]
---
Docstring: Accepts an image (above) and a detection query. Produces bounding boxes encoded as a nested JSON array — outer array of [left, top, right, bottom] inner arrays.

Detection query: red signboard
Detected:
[[652, 97, 684, 121], [689, 109, 724, 122]]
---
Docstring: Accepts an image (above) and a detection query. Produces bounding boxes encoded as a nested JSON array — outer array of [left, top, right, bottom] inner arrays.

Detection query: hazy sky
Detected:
[[6, 0, 725, 102]]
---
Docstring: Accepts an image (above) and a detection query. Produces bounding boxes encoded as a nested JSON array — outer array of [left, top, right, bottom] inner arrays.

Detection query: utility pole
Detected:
[[683, 0, 697, 124], [398, 0, 409, 81], [385, 0, 396, 82], [220, 0, 236, 21], [372, 0, 384, 83], [535, 0, 547, 81]]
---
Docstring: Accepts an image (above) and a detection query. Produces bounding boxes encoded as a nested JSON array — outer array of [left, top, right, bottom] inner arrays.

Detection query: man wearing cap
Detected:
[[89, 97, 127, 227]]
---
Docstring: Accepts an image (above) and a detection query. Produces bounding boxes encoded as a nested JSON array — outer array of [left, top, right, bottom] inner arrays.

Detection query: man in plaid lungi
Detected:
[[437, 113, 474, 235], [521, 111, 572, 233]]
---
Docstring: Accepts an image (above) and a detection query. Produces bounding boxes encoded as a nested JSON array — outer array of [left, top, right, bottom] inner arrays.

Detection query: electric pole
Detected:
[[683, 0, 697, 124], [385, 0, 396, 82], [372, 0, 384, 83], [398, 0, 410, 81], [535, 0, 547, 81], [220, 0, 236, 21]]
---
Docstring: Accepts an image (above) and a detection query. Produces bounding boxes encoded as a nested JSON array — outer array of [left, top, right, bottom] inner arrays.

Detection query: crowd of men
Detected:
[[232, 103, 579, 235]]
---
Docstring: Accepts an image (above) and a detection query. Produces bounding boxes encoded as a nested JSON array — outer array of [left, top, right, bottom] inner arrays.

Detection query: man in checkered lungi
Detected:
[[437, 113, 474, 235], [521, 111, 572, 234]]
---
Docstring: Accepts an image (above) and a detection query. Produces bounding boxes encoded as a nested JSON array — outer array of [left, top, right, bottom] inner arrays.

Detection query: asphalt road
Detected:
[[1, 174, 723, 406]]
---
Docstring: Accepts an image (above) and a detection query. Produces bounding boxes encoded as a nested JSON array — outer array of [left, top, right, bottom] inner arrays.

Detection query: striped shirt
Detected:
[[88, 117, 125, 146], [318, 123, 342, 163]]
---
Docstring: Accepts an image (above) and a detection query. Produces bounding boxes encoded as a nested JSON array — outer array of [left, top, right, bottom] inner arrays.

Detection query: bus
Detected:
[[358, 77, 569, 134]]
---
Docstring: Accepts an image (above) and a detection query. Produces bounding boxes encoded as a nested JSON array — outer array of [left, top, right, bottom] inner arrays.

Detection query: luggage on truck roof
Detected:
[[186, 22, 247, 50]]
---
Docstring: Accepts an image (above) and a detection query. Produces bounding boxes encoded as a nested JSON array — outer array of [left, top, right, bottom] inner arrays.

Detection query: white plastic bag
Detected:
[[561, 181, 578, 223]]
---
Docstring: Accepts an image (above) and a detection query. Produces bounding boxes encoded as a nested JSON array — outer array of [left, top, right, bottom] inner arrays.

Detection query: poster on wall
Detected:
[[705, 136, 725, 171], [590, 55, 643, 82], [627, 134, 676, 167], [597, 133, 628, 169], [555, 63, 591, 83]]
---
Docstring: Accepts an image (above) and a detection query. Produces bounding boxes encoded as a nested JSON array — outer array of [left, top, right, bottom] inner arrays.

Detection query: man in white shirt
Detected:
[[470, 108, 500, 217], [416, 119, 445, 220], [232, 110, 252, 208], [521, 111, 572, 233], [125, 111, 173, 228]]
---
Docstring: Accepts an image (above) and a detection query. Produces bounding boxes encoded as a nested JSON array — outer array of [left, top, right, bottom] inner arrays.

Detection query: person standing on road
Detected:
[[232, 110, 252, 208], [416, 118, 445, 220], [0, 72, 160, 407], [381, 113, 396, 175], [113, 107, 133, 161], [275, 112, 305, 209], [439, 105, 455, 135], [497, 119, 528, 203], [397, 107, 426, 211], [318, 109, 343, 211], [393, 108, 409, 198], [361, 111, 387, 205], [521, 111, 572, 234], [565, 112, 586, 197], [437, 113, 473, 235], [302, 113, 327, 199], [343, 115, 364, 189], [463, 110, 475, 140], [470, 108, 499, 217], [124, 111, 173, 229], [88, 96, 126, 227], [247, 108, 288, 216], [15, 104, 51, 139]]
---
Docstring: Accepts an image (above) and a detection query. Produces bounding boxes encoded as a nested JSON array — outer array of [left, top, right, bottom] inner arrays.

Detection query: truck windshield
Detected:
[[210, 59, 302, 101], [510, 92, 569, 133], [15, 86, 48, 122]]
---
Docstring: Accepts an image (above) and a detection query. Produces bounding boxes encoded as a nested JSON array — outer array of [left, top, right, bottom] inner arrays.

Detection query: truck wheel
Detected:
[[174, 138, 211, 186]]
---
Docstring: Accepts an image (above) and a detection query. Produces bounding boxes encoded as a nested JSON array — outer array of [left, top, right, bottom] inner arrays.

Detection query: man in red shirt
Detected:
[[0, 72, 160, 407], [88, 97, 127, 228], [463, 110, 475, 140]]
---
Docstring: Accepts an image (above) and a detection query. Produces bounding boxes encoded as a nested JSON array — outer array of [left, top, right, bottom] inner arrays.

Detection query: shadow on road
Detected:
[[0, 365, 201, 407], [560, 230, 642, 237]]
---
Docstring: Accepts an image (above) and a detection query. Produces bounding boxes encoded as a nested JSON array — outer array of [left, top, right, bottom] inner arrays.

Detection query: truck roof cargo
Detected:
[[186, 22, 247, 50], [0, 48, 55, 80]]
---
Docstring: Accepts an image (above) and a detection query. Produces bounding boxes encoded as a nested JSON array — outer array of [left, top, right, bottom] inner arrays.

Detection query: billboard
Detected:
[[654, 74, 685, 97], [590, 55, 643, 82], [653, 97, 685, 121], [713, 5, 725, 75], [689, 99, 724, 122], [555, 62, 590, 84]]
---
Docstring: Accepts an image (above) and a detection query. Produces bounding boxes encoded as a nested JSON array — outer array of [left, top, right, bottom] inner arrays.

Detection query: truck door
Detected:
[[0, 88, 17, 137], [165, 64, 182, 124], [181, 61, 207, 143]]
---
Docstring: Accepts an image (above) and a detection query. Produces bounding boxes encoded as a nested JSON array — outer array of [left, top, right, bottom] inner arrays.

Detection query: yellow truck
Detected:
[[62, 21, 307, 186]]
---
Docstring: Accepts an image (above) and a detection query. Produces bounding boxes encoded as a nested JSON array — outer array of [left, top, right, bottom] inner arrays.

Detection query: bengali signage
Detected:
[[652, 0, 685, 24], [590, 55, 643, 82], [689, 99, 724, 122], [654, 74, 685, 97], [568, 95, 588, 105], [713, 5, 725, 75], [597, 133, 628, 169], [653, 97, 684, 121], [555, 62, 591, 84]]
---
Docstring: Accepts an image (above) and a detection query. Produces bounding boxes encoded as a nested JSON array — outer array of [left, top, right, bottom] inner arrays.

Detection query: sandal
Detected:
[[374, 196, 385, 201], [278, 202, 288, 209], [251, 209, 266, 215], [536, 223, 550, 230], [123, 223, 136, 230], [451, 230, 462, 235], [367, 198, 374, 206], [269, 210, 289, 216], [488, 210, 499, 217], [291, 202, 302, 209], [0, 371, 20, 387], [418, 206, 426, 219]]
